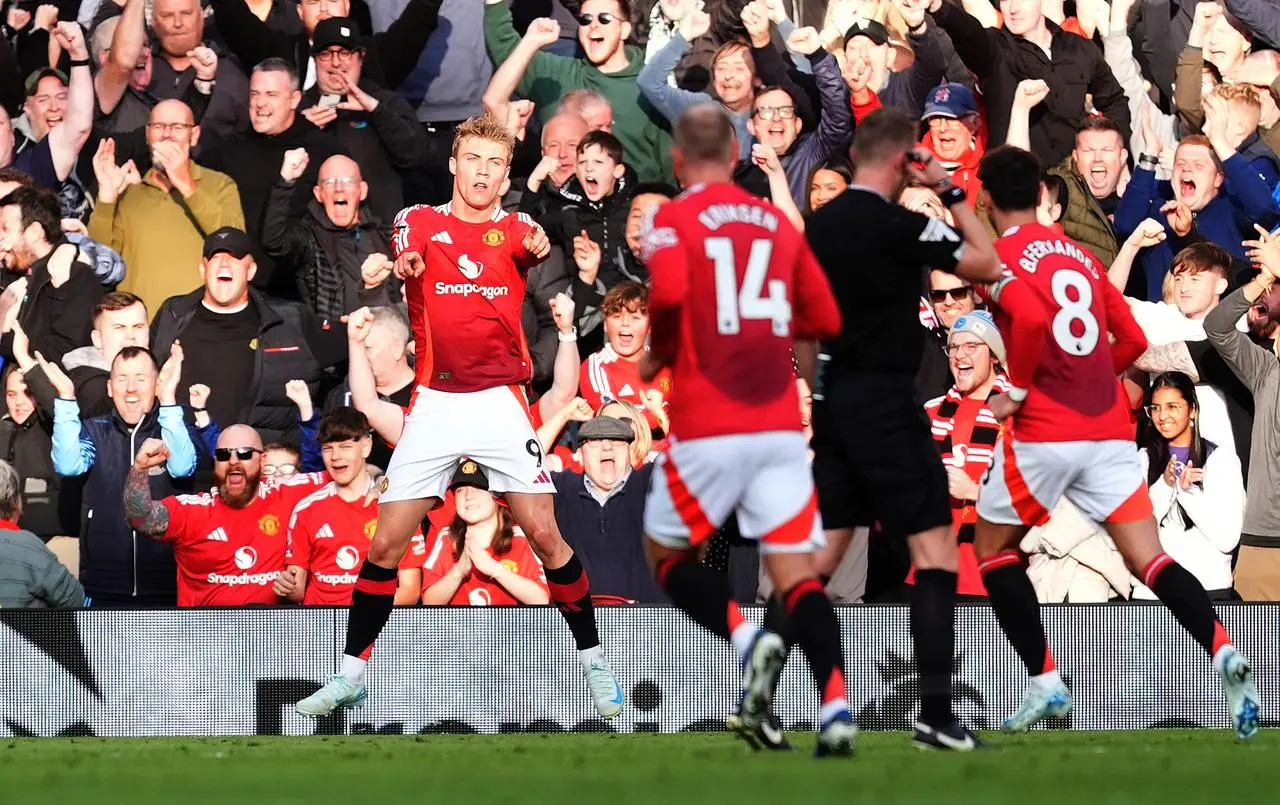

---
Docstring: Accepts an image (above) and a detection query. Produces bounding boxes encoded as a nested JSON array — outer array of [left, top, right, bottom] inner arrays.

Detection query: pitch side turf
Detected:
[[2, 731, 1275, 804]]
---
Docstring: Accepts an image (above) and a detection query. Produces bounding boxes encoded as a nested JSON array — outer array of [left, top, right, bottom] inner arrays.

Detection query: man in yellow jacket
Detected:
[[88, 99, 243, 317]]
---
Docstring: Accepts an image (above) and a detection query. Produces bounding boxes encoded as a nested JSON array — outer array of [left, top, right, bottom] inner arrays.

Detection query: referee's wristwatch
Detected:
[[935, 181, 967, 207], [1006, 386, 1029, 403]]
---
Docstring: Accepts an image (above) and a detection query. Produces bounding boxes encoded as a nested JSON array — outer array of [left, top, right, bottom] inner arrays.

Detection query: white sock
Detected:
[[730, 622, 758, 659], [1213, 644, 1235, 672], [1029, 669, 1062, 691], [340, 654, 367, 685], [579, 645, 604, 670]]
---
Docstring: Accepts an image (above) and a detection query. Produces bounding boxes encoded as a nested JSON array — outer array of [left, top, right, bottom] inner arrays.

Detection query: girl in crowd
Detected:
[[421, 461, 550, 606], [1136, 372, 1244, 600]]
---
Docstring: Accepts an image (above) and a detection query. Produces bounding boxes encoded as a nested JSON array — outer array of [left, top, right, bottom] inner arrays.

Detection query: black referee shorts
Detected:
[[811, 373, 951, 539]]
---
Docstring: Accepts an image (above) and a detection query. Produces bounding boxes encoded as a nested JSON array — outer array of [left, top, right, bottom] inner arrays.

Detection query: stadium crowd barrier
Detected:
[[2, 604, 1274, 737]]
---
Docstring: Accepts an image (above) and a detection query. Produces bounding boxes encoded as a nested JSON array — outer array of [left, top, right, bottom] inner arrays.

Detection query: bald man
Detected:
[[262, 151, 398, 320], [126, 423, 331, 606], [88, 99, 245, 316]]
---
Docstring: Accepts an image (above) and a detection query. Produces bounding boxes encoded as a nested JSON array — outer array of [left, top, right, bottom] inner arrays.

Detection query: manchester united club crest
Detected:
[[364, 519, 378, 540], [501, 559, 519, 574], [658, 376, 672, 394], [462, 460, 478, 474], [378, 475, 389, 494], [259, 514, 280, 537], [482, 228, 504, 247]]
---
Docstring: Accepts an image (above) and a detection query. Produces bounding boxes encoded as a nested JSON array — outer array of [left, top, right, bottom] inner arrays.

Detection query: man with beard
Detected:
[[202, 60, 346, 293], [0, 186, 103, 365], [124, 423, 328, 606], [295, 18, 429, 226], [838, 7, 950, 123], [50, 343, 197, 606]]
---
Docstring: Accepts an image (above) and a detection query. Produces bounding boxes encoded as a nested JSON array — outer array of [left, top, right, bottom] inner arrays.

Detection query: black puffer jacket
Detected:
[[151, 288, 347, 445]]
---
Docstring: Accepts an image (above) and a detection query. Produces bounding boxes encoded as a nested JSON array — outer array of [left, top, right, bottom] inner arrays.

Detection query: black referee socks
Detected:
[[912, 568, 958, 727]]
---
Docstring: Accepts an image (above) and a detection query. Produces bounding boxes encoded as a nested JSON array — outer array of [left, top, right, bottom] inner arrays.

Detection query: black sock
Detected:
[[763, 593, 791, 652], [343, 560, 398, 660], [979, 551, 1052, 676], [656, 556, 733, 641], [1143, 553, 1231, 658], [912, 569, 957, 727], [544, 554, 600, 651], [782, 579, 847, 707]]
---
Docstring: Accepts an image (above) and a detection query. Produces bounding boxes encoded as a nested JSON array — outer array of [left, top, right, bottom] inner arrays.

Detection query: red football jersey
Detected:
[[420, 527, 548, 606], [986, 223, 1147, 442], [391, 203, 543, 393], [286, 481, 427, 606], [159, 473, 327, 607], [580, 346, 672, 432], [642, 183, 842, 440]]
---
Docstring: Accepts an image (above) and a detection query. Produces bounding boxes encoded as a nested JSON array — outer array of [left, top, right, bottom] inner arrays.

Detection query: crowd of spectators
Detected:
[[0, 0, 1279, 609]]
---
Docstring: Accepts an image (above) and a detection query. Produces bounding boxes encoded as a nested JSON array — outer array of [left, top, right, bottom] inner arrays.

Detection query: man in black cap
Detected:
[[12, 24, 95, 212], [551, 416, 663, 603], [293, 18, 428, 227], [151, 226, 346, 447]]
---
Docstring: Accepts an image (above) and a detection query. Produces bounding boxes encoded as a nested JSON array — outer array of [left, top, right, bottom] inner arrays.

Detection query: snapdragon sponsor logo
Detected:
[[208, 572, 278, 586], [314, 572, 359, 585], [435, 281, 509, 299]]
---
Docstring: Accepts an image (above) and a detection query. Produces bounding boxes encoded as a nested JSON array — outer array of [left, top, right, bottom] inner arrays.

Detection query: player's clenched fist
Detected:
[[394, 250, 426, 279], [549, 292, 575, 332], [523, 224, 550, 259], [134, 438, 170, 471]]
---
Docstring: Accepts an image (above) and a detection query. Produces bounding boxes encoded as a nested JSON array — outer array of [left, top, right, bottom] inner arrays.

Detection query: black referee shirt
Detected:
[[806, 187, 966, 378]]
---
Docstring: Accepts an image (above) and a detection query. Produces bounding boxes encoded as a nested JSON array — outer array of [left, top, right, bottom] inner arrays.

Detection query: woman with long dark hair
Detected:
[[1137, 372, 1244, 600], [806, 157, 852, 215], [421, 461, 550, 606]]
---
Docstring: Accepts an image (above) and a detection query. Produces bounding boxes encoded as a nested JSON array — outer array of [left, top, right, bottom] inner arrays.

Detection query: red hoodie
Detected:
[[919, 129, 984, 208]]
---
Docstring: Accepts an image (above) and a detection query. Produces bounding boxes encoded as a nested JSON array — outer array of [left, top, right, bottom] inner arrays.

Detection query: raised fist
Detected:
[[280, 148, 310, 182]]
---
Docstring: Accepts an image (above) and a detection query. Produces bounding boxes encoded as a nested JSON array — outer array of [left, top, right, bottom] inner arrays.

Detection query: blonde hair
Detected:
[[451, 114, 516, 160], [1213, 83, 1262, 112], [596, 399, 652, 467]]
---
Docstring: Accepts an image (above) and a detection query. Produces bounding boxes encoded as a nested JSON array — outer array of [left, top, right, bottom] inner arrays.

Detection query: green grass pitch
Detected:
[[2, 731, 1276, 804]]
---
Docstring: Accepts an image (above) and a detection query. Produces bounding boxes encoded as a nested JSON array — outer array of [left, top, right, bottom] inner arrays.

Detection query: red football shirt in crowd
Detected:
[[391, 203, 543, 393], [420, 527, 548, 606], [984, 222, 1147, 443], [159, 473, 327, 607], [643, 182, 842, 440], [579, 345, 672, 430], [286, 481, 428, 605]]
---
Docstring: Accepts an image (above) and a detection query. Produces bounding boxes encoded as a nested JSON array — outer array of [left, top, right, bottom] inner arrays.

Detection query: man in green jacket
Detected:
[[484, 0, 675, 183]]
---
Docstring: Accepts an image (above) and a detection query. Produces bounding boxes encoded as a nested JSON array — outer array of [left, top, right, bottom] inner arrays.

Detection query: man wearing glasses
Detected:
[[295, 18, 429, 227], [124, 424, 329, 606], [483, 0, 675, 183], [88, 99, 244, 316], [917, 268, 977, 401], [262, 151, 400, 320]]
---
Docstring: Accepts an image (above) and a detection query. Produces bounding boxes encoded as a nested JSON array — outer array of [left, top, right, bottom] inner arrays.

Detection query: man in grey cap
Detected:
[[551, 416, 663, 603]]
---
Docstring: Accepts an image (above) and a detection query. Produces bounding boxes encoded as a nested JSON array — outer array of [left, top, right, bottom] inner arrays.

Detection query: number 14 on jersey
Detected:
[[706, 237, 792, 337]]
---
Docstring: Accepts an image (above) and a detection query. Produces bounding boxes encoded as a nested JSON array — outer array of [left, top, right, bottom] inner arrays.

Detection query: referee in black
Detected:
[[806, 108, 1002, 750]]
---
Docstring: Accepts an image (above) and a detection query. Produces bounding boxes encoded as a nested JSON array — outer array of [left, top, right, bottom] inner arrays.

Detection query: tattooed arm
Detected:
[[124, 438, 172, 537]]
